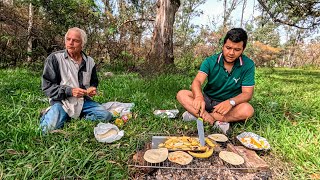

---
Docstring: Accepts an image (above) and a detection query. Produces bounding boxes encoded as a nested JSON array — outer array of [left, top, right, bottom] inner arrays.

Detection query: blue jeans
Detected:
[[40, 99, 112, 133]]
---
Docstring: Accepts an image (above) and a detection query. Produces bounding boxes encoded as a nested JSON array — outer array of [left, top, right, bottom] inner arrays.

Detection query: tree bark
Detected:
[[27, 3, 33, 62], [148, 0, 180, 69], [240, 0, 247, 27]]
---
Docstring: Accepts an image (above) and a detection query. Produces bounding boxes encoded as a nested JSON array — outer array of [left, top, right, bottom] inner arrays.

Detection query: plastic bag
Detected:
[[94, 123, 124, 143], [153, 109, 179, 118]]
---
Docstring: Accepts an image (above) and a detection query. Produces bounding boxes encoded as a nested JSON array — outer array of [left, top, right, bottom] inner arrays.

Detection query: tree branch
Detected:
[[256, 0, 319, 29]]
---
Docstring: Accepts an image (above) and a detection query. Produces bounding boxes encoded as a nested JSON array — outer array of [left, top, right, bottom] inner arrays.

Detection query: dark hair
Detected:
[[223, 28, 248, 49]]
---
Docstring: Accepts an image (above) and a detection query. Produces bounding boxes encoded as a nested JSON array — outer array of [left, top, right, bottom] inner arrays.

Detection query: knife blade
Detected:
[[197, 117, 205, 146]]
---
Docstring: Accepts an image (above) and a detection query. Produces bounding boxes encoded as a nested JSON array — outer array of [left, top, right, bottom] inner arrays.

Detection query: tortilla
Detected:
[[143, 148, 168, 163], [168, 151, 193, 165], [208, 134, 228, 142], [96, 129, 118, 139], [219, 151, 244, 165]]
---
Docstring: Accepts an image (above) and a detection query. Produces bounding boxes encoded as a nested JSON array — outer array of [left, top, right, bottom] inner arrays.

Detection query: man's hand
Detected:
[[192, 96, 206, 117], [87, 87, 97, 97], [213, 100, 233, 116], [72, 88, 87, 98]]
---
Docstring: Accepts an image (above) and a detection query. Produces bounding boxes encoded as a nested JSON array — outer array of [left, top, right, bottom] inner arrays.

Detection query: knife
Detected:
[[197, 116, 205, 146]]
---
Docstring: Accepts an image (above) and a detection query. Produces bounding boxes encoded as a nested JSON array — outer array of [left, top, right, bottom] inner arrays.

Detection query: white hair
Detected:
[[65, 27, 87, 48]]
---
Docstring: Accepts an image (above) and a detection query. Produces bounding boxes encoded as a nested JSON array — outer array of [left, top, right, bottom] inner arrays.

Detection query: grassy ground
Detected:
[[0, 68, 319, 179]]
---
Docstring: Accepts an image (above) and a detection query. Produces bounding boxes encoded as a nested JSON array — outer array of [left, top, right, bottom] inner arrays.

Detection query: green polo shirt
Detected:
[[199, 52, 255, 102]]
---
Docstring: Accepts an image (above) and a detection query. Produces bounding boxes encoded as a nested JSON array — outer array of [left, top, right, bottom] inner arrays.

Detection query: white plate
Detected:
[[236, 132, 271, 150]]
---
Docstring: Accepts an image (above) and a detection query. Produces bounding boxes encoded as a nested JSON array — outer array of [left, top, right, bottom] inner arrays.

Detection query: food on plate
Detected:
[[143, 148, 168, 163], [96, 129, 118, 139], [236, 132, 270, 150], [240, 137, 264, 149], [205, 137, 216, 148], [208, 134, 228, 142], [168, 151, 193, 165], [219, 151, 244, 165], [158, 136, 207, 151], [188, 148, 214, 158]]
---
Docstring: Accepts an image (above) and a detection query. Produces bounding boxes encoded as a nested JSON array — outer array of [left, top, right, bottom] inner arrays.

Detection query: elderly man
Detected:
[[176, 28, 255, 134], [40, 27, 112, 133]]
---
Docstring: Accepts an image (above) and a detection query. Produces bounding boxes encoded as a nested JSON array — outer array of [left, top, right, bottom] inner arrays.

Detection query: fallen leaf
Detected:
[[6, 149, 19, 155], [49, 129, 69, 135], [310, 173, 320, 179]]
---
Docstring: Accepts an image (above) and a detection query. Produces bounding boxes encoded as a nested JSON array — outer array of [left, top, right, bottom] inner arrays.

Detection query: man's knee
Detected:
[[40, 103, 68, 133], [176, 90, 190, 102], [88, 106, 113, 121], [242, 103, 254, 119], [100, 110, 113, 121]]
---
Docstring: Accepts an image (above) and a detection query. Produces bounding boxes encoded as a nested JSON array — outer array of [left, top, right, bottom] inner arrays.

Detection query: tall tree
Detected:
[[221, 0, 241, 32], [173, 0, 206, 52], [27, 2, 33, 62], [148, 0, 180, 70], [257, 0, 320, 29], [240, 0, 247, 27]]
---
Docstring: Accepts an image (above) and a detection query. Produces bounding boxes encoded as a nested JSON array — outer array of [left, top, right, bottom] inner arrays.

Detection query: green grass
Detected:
[[0, 68, 319, 179]]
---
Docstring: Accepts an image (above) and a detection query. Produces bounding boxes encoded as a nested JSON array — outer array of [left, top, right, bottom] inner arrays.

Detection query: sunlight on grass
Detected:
[[0, 68, 319, 179]]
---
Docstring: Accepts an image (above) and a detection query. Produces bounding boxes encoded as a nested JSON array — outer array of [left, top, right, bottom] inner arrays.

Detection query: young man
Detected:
[[176, 28, 255, 134], [40, 27, 112, 133]]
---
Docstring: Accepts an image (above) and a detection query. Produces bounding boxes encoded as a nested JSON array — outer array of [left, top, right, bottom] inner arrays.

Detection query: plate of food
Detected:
[[236, 132, 271, 150]]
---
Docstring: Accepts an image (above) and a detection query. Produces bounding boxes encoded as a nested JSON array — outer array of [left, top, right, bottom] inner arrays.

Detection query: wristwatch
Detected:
[[229, 99, 236, 107]]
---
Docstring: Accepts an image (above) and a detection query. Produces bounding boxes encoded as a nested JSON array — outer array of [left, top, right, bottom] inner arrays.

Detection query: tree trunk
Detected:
[[240, 0, 247, 27], [148, 0, 180, 70], [27, 3, 33, 62], [223, 0, 227, 32], [222, 0, 240, 33]]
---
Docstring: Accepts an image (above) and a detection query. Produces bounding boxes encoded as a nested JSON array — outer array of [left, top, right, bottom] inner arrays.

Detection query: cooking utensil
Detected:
[[197, 116, 205, 146]]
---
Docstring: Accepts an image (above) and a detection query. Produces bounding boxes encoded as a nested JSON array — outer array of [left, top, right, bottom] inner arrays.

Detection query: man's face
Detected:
[[222, 39, 244, 63], [65, 30, 82, 55]]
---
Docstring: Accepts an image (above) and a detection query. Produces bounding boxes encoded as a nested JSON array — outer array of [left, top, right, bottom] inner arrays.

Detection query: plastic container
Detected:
[[153, 109, 179, 118]]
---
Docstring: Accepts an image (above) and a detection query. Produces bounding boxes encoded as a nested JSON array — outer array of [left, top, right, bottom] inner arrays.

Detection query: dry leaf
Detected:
[[6, 149, 19, 155], [310, 173, 320, 179]]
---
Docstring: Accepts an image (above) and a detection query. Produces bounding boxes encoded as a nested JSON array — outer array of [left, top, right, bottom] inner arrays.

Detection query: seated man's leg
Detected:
[[40, 103, 69, 133], [176, 90, 215, 124], [81, 99, 112, 121], [211, 102, 254, 122], [176, 90, 199, 116]]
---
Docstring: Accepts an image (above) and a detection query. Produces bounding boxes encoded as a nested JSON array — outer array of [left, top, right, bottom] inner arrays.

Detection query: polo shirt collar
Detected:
[[217, 52, 243, 67], [63, 49, 89, 62]]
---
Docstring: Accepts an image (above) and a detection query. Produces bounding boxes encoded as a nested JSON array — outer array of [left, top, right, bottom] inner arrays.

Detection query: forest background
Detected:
[[1, 0, 320, 71]]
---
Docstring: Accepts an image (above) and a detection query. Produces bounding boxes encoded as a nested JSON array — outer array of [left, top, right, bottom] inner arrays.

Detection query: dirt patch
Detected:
[[134, 168, 271, 180], [263, 153, 293, 179]]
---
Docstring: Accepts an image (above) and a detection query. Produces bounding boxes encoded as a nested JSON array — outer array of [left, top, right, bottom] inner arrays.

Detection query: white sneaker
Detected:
[[214, 121, 230, 135], [182, 111, 197, 121]]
